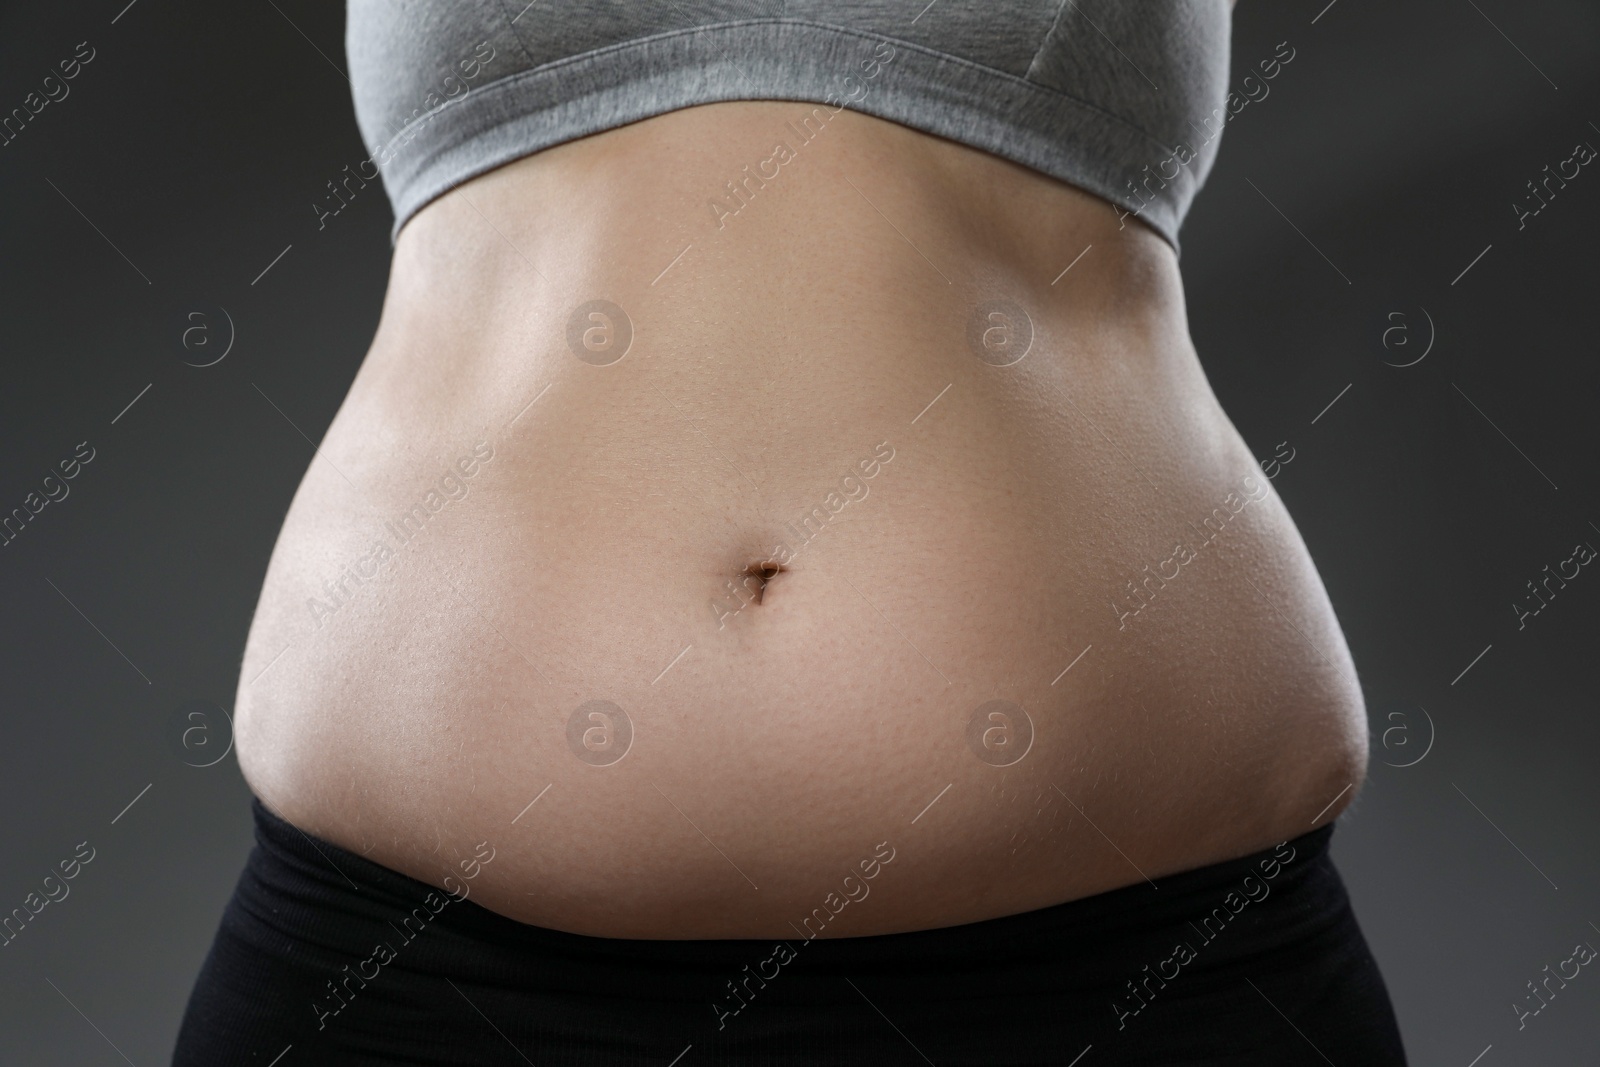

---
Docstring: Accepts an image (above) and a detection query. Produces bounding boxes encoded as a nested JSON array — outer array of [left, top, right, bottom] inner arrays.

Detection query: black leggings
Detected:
[[173, 798, 1405, 1065]]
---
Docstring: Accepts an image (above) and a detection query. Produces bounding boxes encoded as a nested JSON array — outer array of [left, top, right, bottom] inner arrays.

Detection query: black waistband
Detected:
[[175, 799, 1408, 1065], [242, 795, 1337, 987]]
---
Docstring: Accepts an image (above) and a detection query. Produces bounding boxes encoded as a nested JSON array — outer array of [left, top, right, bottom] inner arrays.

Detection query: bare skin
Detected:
[[235, 100, 1365, 940]]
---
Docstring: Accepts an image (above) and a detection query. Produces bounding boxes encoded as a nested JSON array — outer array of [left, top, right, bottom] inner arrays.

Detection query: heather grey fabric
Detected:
[[346, 1, 1232, 250]]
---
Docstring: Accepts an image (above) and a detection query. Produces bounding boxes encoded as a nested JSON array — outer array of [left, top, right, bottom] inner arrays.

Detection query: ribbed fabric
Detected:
[[344, 1, 1233, 250], [171, 798, 1406, 1065]]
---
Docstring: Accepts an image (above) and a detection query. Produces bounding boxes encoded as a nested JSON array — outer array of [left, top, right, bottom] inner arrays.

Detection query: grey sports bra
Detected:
[[346, 1, 1232, 250]]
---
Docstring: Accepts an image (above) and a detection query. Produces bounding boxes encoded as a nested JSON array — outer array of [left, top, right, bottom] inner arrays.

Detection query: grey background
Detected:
[[1, 0, 1596, 1063]]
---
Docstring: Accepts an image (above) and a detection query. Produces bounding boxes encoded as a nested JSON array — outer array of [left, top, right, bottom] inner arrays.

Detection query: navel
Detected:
[[743, 561, 785, 604]]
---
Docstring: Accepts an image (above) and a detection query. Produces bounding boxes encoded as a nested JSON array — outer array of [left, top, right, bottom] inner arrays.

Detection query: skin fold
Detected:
[[235, 101, 1365, 939]]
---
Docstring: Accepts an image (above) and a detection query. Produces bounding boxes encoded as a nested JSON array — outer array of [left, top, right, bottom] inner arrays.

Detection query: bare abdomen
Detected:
[[234, 104, 1366, 939]]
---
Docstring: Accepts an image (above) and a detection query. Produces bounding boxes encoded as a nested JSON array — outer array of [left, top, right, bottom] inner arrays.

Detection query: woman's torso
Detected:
[[234, 101, 1366, 939]]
